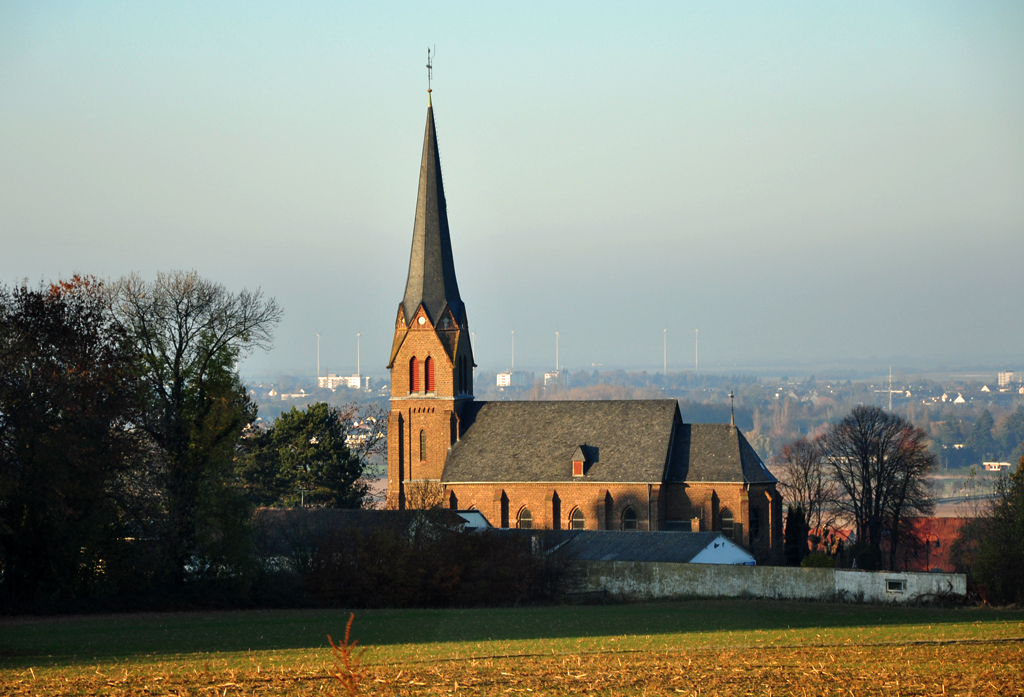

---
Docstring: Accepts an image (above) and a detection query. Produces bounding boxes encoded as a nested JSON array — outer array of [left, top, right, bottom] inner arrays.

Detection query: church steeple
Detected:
[[400, 101, 463, 325], [386, 89, 475, 511]]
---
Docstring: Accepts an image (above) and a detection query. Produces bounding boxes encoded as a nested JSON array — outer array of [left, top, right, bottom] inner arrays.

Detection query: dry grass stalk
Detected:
[[327, 613, 365, 696]]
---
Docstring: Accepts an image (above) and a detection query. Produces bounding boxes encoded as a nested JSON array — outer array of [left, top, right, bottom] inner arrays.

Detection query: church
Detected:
[[385, 92, 783, 560]]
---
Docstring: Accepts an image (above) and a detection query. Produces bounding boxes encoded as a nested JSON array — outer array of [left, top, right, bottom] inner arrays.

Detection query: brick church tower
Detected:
[[386, 94, 474, 510]]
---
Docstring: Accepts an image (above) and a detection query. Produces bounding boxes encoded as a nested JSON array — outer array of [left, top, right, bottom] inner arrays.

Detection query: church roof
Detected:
[[442, 400, 776, 485], [664, 423, 776, 485], [400, 102, 463, 325], [444, 400, 676, 483]]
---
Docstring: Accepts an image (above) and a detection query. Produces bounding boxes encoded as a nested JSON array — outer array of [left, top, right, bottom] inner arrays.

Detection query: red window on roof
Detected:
[[409, 356, 419, 392], [573, 460, 584, 477], [425, 356, 435, 392]]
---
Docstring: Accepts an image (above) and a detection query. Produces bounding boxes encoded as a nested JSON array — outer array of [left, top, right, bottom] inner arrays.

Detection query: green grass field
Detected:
[[2, 600, 1023, 695]]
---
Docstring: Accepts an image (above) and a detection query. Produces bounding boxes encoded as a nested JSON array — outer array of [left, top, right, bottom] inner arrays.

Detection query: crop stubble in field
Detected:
[[2, 602, 1023, 695]]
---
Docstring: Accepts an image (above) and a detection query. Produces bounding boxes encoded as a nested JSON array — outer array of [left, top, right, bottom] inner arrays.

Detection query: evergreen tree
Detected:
[[784, 505, 809, 567], [239, 403, 368, 509]]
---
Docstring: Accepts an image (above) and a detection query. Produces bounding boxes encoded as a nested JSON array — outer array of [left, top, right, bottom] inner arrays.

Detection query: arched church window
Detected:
[[570, 508, 586, 530], [419, 429, 426, 461], [621, 507, 638, 531], [409, 356, 419, 393], [518, 507, 533, 530], [450, 413, 458, 446], [425, 356, 435, 392], [721, 508, 735, 538], [749, 508, 761, 539]]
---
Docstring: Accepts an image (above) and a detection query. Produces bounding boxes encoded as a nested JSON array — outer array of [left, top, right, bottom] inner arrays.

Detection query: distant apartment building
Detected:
[[318, 374, 371, 391], [998, 371, 1016, 388], [496, 372, 529, 388], [544, 370, 571, 388]]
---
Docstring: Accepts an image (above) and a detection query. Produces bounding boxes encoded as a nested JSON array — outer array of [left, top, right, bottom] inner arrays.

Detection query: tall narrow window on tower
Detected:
[[425, 356, 435, 392], [409, 356, 419, 393], [419, 429, 427, 461]]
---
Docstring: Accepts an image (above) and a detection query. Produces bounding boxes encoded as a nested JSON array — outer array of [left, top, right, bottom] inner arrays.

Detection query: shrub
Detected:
[[800, 551, 835, 568]]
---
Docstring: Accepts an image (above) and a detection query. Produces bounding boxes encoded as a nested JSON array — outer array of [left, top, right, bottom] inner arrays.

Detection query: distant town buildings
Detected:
[[318, 374, 371, 391], [998, 371, 1015, 387]]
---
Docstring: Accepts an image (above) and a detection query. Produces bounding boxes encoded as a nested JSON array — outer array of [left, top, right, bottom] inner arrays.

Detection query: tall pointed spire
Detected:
[[401, 98, 463, 324]]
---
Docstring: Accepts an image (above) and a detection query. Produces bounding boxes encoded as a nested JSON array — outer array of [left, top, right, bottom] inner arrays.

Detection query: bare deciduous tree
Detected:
[[396, 480, 446, 510], [772, 435, 839, 536], [825, 405, 934, 570], [112, 270, 282, 582]]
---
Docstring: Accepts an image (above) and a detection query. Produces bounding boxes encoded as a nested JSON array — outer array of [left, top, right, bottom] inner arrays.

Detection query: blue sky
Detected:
[[2, 2, 1022, 378]]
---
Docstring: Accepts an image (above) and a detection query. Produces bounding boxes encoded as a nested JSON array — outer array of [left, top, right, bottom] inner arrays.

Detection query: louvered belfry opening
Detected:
[[425, 356, 435, 392], [409, 356, 419, 393]]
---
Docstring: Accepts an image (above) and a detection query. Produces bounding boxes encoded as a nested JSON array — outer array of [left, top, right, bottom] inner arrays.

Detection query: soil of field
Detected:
[[1, 600, 1022, 696]]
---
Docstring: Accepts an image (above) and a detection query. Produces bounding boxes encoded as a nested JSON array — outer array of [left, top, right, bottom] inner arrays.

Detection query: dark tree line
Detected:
[[0, 272, 388, 611]]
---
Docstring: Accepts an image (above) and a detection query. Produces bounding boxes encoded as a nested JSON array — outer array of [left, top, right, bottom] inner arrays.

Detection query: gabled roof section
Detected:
[[664, 423, 777, 484], [442, 400, 679, 483], [401, 102, 463, 325]]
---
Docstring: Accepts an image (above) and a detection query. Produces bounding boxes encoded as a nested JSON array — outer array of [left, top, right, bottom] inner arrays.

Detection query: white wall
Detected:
[[834, 569, 965, 603], [574, 561, 966, 604]]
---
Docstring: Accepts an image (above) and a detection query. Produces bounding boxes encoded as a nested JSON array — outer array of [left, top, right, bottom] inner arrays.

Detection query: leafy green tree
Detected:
[[112, 271, 281, 584], [239, 403, 368, 508], [0, 278, 142, 604]]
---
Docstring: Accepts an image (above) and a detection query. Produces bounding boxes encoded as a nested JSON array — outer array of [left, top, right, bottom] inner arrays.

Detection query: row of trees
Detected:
[[0, 273, 377, 610], [774, 405, 935, 570]]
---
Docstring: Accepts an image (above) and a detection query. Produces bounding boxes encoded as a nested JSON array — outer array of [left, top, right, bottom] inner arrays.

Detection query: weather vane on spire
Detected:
[[426, 46, 434, 95]]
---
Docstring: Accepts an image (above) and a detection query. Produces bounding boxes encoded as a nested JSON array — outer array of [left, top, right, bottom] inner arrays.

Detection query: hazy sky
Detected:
[[2, 2, 1022, 378]]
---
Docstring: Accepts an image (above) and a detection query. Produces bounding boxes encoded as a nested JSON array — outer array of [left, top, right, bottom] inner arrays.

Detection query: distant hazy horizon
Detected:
[[3, 2, 1022, 377]]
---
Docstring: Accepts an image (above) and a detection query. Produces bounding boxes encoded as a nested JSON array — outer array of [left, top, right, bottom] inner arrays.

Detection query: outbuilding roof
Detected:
[[540, 530, 755, 564]]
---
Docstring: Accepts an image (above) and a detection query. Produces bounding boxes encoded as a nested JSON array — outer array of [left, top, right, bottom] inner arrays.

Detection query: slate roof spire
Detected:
[[400, 96, 463, 325]]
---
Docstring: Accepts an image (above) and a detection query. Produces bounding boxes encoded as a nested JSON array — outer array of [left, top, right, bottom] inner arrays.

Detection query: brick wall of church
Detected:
[[446, 482, 666, 531], [443, 481, 782, 560]]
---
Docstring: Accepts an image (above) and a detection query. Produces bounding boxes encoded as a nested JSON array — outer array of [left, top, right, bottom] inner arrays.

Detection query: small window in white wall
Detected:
[[886, 579, 906, 593]]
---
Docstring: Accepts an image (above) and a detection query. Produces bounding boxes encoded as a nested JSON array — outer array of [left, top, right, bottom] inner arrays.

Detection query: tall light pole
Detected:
[[356, 332, 361, 376], [663, 328, 667, 375]]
